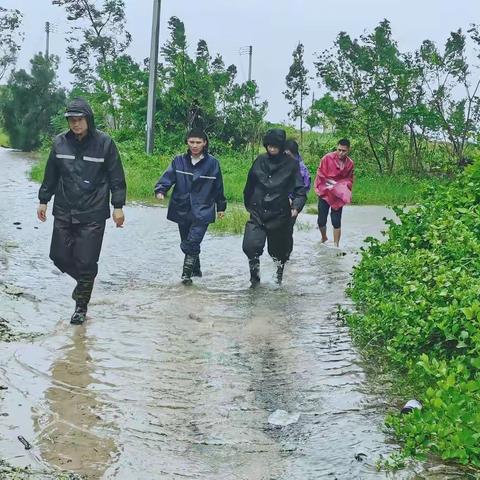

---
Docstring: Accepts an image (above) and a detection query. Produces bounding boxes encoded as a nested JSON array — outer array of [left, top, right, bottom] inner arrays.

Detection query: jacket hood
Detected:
[[263, 128, 286, 152], [65, 97, 96, 133]]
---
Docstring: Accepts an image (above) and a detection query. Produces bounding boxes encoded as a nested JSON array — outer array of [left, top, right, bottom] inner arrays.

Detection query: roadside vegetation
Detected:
[[347, 158, 480, 469], [0, 128, 9, 147]]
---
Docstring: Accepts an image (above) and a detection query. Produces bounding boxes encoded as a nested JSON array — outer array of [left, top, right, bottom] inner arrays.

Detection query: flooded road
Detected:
[[0, 148, 458, 479]]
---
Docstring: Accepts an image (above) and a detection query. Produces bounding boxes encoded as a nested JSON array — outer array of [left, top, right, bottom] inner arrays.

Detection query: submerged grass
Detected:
[[210, 205, 249, 235]]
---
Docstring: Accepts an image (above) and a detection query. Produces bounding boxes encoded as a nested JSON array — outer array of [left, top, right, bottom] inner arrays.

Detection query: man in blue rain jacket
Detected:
[[154, 129, 227, 284]]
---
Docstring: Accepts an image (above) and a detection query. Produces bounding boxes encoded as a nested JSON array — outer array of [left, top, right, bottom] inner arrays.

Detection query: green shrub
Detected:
[[347, 160, 480, 468]]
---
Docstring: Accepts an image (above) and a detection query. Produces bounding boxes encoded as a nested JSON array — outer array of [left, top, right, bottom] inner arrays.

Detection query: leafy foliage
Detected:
[[283, 42, 310, 142], [53, 0, 132, 128], [347, 158, 480, 467], [0, 7, 23, 81], [0, 54, 65, 151], [314, 20, 480, 174]]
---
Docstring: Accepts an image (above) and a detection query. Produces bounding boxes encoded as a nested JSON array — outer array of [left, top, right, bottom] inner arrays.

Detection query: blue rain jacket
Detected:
[[154, 152, 227, 224]]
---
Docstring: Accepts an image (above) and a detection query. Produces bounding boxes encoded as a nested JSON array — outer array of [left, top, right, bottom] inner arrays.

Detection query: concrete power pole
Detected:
[[239, 46, 253, 82], [248, 45, 252, 82], [45, 22, 50, 59], [145, 0, 162, 154]]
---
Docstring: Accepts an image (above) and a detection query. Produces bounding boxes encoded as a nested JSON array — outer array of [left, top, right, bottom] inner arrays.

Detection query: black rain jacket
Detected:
[[243, 151, 307, 229], [38, 98, 126, 223]]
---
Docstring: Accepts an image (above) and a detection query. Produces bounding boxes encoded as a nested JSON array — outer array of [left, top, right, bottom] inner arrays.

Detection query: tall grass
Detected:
[[30, 140, 450, 234], [209, 205, 249, 235], [350, 174, 447, 205], [0, 129, 10, 147]]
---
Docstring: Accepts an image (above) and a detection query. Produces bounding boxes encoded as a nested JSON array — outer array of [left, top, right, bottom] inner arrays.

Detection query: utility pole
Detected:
[[45, 21, 50, 59], [248, 45, 252, 82], [239, 45, 253, 82], [146, 0, 162, 154]]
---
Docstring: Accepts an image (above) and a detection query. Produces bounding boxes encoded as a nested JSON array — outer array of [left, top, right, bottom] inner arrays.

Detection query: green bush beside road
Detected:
[[347, 159, 480, 469]]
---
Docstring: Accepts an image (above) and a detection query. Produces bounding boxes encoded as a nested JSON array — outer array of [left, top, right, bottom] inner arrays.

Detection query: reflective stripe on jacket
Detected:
[[39, 130, 126, 223], [154, 152, 227, 224]]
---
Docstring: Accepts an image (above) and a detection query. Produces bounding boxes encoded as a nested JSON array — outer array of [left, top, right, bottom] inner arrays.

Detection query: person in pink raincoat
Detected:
[[314, 139, 354, 247]]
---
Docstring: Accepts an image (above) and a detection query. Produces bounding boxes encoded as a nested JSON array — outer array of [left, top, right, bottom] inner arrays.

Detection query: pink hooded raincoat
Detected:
[[314, 152, 354, 210]]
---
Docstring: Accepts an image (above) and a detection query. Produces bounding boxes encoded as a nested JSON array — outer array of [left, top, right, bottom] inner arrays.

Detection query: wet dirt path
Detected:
[[0, 149, 457, 479]]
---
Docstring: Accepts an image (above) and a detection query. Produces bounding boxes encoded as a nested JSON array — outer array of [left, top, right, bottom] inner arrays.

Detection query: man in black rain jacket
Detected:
[[242, 128, 306, 286], [37, 98, 126, 324]]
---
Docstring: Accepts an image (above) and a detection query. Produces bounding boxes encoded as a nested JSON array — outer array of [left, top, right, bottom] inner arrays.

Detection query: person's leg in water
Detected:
[[242, 220, 266, 287], [267, 220, 293, 284], [179, 222, 208, 285], [331, 207, 343, 247], [70, 221, 106, 325], [50, 218, 79, 279], [178, 222, 201, 277], [317, 198, 330, 243]]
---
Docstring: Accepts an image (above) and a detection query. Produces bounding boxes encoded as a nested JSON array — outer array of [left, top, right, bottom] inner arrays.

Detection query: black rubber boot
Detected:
[[276, 262, 285, 285], [71, 276, 94, 324], [181, 254, 197, 285], [192, 256, 202, 277], [70, 303, 87, 325], [249, 257, 260, 287], [72, 276, 94, 305]]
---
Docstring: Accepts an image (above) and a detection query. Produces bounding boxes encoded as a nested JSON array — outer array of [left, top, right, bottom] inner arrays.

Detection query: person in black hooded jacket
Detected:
[[37, 98, 126, 325], [242, 128, 307, 286]]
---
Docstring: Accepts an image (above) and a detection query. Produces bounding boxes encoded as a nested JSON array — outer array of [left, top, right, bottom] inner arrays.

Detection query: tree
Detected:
[[218, 80, 267, 151], [1, 53, 65, 151], [0, 7, 24, 82], [315, 20, 422, 174], [94, 54, 149, 133], [418, 28, 480, 163], [52, 0, 131, 128], [283, 43, 310, 143], [159, 17, 213, 130], [157, 17, 268, 150]]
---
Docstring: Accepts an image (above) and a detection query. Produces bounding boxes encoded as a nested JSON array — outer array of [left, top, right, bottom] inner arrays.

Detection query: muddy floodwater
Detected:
[[0, 149, 467, 479]]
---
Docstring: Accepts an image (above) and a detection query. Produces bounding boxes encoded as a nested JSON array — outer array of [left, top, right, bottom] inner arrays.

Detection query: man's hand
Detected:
[[112, 208, 125, 228], [156, 192, 165, 200], [217, 211, 225, 219], [37, 204, 47, 222], [291, 209, 298, 218]]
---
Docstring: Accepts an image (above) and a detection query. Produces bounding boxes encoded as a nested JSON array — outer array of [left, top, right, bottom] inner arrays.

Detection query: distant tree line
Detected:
[[285, 20, 480, 173]]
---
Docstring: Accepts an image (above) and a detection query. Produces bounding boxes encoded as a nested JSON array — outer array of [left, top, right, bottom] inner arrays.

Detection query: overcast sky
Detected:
[[1, 0, 479, 122]]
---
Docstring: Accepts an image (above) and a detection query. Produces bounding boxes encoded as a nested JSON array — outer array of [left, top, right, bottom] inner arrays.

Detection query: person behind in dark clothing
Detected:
[[154, 129, 227, 285], [285, 139, 311, 226], [285, 139, 311, 193], [242, 128, 307, 286], [37, 98, 126, 325]]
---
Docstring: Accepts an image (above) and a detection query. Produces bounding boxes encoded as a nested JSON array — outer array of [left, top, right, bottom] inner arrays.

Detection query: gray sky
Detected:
[[1, 0, 479, 122]]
